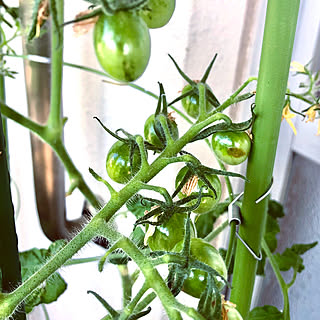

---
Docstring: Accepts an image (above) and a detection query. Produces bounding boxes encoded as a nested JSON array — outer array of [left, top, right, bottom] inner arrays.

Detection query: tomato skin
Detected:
[[93, 11, 151, 82], [106, 141, 141, 184], [144, 114, 179, 148], [173, 238, 227, 298], [147, 213, 194, 251], [140, 0, 175, 29], [211, 131, 251, 165], [175, 167, 221, 214], [181, 84, 214, 119]]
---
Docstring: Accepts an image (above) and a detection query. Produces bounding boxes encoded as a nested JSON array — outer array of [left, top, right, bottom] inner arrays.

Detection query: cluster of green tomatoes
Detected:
[[93, 0, 176, 82], [102, 80, 250, 319]]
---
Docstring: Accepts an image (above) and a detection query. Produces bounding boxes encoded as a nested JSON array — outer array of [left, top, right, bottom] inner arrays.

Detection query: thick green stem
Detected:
[[230, 1, 300, 318], [261, 238, 290, 319], [0, 217, 102, 319]]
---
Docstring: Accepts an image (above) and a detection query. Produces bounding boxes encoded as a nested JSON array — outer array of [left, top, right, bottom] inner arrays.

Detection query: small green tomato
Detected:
[[211, 131, 251, 165]]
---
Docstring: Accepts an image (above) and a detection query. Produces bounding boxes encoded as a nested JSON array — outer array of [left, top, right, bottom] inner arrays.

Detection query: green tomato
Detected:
[[173, 238, 227, 298], [224, 304, 243, 320], [181, 84, 214, 119], [144, 114, 179, 149], [211, 131, 251, 165], [106, 141, 141, 184], [93, 11, 151, 82], [175, 167, 221, 214], [140, 0, 176, 29], [147, 213, 194, 251]]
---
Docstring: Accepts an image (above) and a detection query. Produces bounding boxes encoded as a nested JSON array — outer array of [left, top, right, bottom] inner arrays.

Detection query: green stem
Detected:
[[204, 220, 228, 242], [119, 282, 149, 320], [285, 91, 314, 105], [225, 221, 236, 272], [0, 103, 100, 209], [63, 256, 102, 266], [230, 1, 300, 318], [0, 217, 102, 319], [261, 238, 290, 319], [41, 304, 50, 320], [47, 0, 63, 129], [118, 264, 132, 308], [133, 292, 156, 314], [98, 225, 183, 320]]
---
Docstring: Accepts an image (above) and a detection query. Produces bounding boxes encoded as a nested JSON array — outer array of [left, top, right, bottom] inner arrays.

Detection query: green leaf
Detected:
[[19, 240, 67, 313], [126, 194, 154, 219], [267, 200, 285, 219], [257, 200, 284, 275], [274, 241, 318, 273], [248, 305, 284, 320]]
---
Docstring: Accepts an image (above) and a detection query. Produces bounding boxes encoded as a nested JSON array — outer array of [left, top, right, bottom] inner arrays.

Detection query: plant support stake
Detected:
[[230, 0, 300, 318]]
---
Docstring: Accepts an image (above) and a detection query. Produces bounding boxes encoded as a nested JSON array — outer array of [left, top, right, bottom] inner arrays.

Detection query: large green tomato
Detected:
[[181, 84, 214, 119], [93, 11, 151, 82], [144, 114, 179, 149], [140, 0, 176, 29], [173, 238, 227, 298], [147, 213, 194, 251], [106, 141, 141, 184], [211, 131, 251, 165], [175, 167, 221, 214]]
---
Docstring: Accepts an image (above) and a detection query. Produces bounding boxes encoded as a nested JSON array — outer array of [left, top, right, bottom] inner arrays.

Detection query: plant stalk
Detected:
[[230, 1, 300, 318]]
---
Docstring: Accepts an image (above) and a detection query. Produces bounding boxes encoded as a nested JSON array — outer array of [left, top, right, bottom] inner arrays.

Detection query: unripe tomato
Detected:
[[223, 304, 243, 320], [211, 131, 251, 165], [173, 238, 227, 298], [144, 114, 178, 149], [147, 213, 194, 251], [140, 0, 175, 29], [106, 141, 141, 184], [93, 11, 151, 82], [181, 84, 214, 119], [175, 167, 221, 214]]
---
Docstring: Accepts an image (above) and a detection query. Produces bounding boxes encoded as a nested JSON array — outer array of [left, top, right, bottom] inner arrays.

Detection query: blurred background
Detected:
[[3, 0, 320, 319]]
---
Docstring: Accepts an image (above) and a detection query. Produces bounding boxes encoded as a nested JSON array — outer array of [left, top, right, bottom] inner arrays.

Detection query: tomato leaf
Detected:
[[257, 200, 285, 276], [248, 305, 284, 320], [19, 240, 67, 313], [274, 241, 318, 273]]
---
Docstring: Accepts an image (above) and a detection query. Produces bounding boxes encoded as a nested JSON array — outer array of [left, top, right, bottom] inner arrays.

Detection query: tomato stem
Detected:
[[261, 238, 290, 319], [230, 1, 300, 317]]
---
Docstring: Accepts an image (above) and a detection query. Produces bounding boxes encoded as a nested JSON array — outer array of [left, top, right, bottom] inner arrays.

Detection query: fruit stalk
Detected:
[[230, 0, 300, 318]]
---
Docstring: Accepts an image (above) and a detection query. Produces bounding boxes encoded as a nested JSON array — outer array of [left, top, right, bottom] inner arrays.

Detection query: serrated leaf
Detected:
[[274, 241, 317, 274], [248, 305, 284, 320], [291, 242, 318, 255], [19, 240, 67, 313]]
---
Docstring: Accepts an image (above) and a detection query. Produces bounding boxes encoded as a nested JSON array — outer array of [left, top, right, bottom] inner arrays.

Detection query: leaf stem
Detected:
[[261, 238, 290, 319]]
